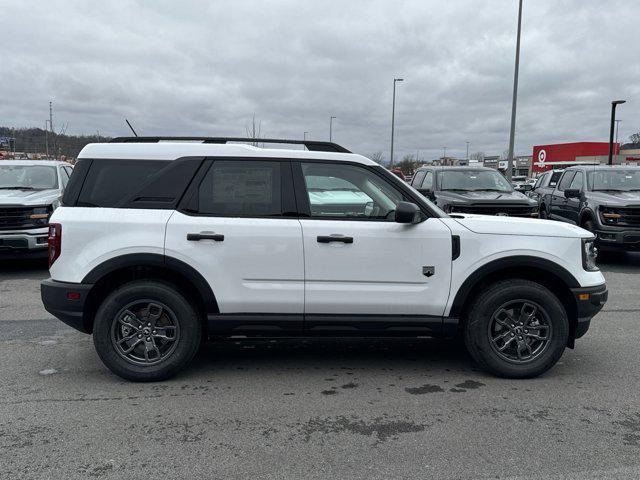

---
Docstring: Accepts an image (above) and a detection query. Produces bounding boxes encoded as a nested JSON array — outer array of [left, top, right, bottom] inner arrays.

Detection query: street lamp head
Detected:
[[394, 78, 404, 82], [612, 100, 626, 105]]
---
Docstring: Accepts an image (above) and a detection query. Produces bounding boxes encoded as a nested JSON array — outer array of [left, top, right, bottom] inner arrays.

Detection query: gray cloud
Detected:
[[2, 0, 638, 161]]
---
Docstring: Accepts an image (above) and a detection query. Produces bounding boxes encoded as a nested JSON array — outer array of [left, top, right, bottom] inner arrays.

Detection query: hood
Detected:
[[0, 188, 61, 206], [453, 214, 592, 238], [587, 190, 640, 206], [437, 190, 536, 205]]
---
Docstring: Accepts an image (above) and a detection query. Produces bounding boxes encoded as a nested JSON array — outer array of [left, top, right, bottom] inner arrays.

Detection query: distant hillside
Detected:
[[0, 127, 110, 158]]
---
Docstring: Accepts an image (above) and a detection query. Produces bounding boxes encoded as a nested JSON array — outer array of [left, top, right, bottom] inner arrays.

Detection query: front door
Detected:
[[294, 161, 452, 334], [165, 159, 304, 332]]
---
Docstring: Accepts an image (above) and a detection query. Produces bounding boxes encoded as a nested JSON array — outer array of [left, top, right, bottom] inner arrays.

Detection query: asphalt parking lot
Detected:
[[1, 253, 639, 480]]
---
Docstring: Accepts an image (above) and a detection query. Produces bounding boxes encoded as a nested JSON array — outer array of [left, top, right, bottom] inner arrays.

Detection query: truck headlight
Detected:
[[582, 238, 599, 272]]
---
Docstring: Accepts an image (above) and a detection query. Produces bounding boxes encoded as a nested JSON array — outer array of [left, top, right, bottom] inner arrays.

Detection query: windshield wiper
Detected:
[[593, 188, 626, 192], [469, 188, 512, 192], [0, 186, 40, 190]]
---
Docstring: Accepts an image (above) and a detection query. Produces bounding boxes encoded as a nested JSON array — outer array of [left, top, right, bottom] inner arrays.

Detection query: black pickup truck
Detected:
[[410, 166, 538, 216], [544, 165, 640, 250]]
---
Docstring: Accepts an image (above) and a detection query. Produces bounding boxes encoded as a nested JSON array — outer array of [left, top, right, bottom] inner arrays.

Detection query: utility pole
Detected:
[[506, 0, 523, 182], [389, 77, 404, 168], [466, 141, 470, 161], [609, 100, 626, 165], [45, 120, 50, 157], [329, 116, 336, 142]]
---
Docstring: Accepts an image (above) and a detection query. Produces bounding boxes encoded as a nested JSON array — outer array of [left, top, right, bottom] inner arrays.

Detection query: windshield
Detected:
[[588, 169, 640, 191], [439, 170, 512, 192], [0, 165, 58, 190]]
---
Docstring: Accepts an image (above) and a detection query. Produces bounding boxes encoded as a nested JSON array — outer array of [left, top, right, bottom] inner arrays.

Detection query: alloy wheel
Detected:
[[110, 300, 180, 366], [487, 300, 552, 363]]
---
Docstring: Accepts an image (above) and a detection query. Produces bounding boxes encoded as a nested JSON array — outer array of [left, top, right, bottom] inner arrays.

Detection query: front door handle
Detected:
[[317, 235, 353, 244], [187, 232, 225, 242]]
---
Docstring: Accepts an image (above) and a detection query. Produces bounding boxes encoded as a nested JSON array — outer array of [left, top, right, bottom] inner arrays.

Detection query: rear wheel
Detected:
[[93, 281, 201, 381], [464, 279, 568, 378]]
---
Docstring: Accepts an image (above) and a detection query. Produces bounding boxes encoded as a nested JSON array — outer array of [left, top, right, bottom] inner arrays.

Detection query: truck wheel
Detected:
[[93, 281, 201, 382], [538, 206, 547, 219], [464, 279, 568, 378]]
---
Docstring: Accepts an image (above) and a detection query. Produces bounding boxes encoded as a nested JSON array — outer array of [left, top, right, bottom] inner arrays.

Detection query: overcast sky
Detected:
[[2, 0, 639, 161]]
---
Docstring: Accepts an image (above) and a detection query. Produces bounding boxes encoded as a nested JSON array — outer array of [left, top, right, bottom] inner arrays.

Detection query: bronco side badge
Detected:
[[423, 266, 435, 277]]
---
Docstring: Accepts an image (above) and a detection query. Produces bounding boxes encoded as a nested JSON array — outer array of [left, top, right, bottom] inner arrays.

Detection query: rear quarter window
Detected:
[[77, 159, 169, 207]]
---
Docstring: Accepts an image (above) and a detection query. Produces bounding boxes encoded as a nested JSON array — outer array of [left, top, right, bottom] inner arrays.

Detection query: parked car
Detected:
[[0, 160, 73, 258], [41, 137, 606, 381], [532, 169, 564, 211], [410, 166, 539, 216], [511, 175, 531, 193], [544, 165, 640, 250]]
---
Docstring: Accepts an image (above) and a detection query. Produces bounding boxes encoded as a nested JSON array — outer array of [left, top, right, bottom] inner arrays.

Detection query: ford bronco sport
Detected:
[[41, 137, 607, 381]]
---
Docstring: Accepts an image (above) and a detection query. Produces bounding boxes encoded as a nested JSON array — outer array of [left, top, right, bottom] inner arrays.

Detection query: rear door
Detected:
[[165, 159, 304, 332], [294, 161, 452, 334], [550, 171, 575, 221]]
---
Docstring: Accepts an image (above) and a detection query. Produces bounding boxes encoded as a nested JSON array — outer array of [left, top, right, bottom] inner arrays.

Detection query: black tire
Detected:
[[582, 218, 595, 234], [93, 281, 201, 382], [463, 279, 568, 379], [538, 205, 548, 219]]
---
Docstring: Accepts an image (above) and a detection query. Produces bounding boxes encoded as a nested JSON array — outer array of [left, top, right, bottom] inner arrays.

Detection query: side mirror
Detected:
[[395, 201, 422, 224], [418, 188, 435, 200], [564, 188, 580, 199]]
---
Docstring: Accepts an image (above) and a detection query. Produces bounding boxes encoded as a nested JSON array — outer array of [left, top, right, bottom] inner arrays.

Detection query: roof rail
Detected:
[[109, 137, 351, 153]]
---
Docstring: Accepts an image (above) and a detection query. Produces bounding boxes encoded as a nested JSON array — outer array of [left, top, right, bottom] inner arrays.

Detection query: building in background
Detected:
[[531, 142, 625, 173]]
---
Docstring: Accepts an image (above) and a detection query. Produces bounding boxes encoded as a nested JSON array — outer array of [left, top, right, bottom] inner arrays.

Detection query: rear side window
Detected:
[[412, 170, 426, 187], [197, 160, 282, 216], [77, 160, 168, 207], [557, 171, 576, 191], [549, 171, 563, 187]]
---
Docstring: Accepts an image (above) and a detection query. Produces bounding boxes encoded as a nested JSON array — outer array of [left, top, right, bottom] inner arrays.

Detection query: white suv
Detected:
[[41, 137, 607, 381]]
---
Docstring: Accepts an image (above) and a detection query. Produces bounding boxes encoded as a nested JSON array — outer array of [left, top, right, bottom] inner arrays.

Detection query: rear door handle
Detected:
[[187, 232, 224, 242], [317, 235, 353, 244]]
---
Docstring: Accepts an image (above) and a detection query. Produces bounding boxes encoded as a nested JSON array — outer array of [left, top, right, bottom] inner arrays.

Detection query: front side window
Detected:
[[420, 171, 434, 190], [198, 160, 282, 216], [438, 169, 512, 192], [0, 165, 58, 190], [557, 171, 576, 191], [569, 172, 584, 191], [301, 162, 404, 220], [533, 173, 546, 189], [588, 169, 640, 191]]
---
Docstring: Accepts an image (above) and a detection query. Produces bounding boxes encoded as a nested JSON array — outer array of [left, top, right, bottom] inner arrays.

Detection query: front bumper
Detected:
[[570, 283, 608, 339], [595, 228, 640, 251], [0, 227, 49, 256], [41, 278, 94, 333]]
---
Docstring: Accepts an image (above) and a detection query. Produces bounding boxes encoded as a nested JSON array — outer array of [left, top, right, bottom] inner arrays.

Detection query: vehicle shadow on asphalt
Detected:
[[184, 337, 480, 378], [597, 250, 640, 271]]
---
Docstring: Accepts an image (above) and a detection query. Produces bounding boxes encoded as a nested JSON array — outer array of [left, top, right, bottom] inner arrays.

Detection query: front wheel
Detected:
[[464, 279, 569, 378], [93, 281, 202, 381]]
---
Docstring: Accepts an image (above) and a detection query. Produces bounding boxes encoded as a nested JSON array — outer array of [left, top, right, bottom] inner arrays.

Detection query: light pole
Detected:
[[466, 141, 470, 161], [443, 147, 447, 159], [389, 77, 404, 168], [506, 0, 523, 182], [303, 131, 308, 140], [609, 100, 626, 165], [615, 120, 621, 145], [329, 116, 336, 142]]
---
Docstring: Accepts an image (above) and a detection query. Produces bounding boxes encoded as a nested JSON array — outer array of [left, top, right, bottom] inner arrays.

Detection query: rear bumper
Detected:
[[41, 278, 93, 333], [0, 227, 49, 255], [595, 228, 640, 250], [570, 283, 608, 339]]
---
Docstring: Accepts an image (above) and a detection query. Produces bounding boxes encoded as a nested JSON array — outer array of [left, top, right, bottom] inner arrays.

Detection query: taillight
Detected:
[[48, 223, 62, 268]]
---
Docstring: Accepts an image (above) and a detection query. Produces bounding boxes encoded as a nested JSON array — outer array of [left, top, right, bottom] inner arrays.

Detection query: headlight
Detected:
[[29, 206, 52, 225], [582, 237, 599, 272]]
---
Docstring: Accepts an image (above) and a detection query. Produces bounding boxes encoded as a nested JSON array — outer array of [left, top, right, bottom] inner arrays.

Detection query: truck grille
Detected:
[[600, 206, 640, 228], [0, 206, 40, 230], [451, 204, 537, 217]]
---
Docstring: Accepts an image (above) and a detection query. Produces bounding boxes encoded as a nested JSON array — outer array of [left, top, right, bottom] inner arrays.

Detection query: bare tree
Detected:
[[629, 132, 640, 144], [368, 151, 384, 164], [397, 154, 419, 175], [245, 113, 262, 146], [469, 151, 485, 162]]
